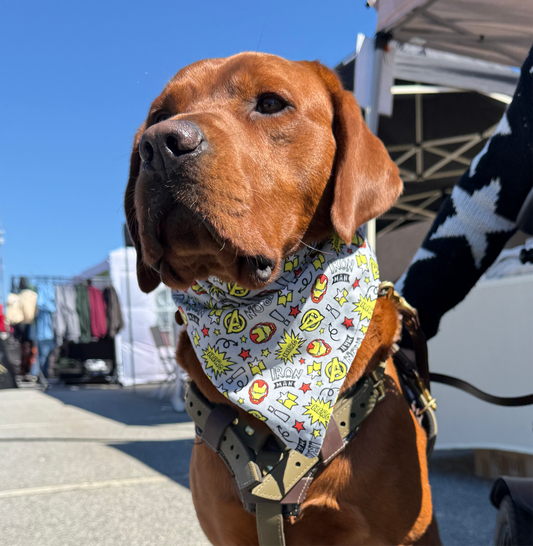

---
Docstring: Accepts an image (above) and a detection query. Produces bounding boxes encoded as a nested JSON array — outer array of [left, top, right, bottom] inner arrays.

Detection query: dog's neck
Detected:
[[173, 231, 382, 458]]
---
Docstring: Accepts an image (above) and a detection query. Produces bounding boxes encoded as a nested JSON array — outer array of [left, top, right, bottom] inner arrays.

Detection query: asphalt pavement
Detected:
[[0, 384, 497, 545]]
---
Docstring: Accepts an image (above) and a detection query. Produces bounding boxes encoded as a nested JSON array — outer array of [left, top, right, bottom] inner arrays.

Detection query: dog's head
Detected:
[[125, 52, 401, 293]]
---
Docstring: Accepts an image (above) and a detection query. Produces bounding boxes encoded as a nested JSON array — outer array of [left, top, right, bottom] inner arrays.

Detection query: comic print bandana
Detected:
[[172, 231, 380, 459]]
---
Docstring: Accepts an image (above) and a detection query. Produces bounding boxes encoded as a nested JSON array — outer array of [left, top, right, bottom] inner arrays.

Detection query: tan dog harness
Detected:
[[185, 359, 387, 546]]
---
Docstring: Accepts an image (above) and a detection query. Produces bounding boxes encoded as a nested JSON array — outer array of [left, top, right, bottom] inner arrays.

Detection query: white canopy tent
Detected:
[[77, 247, 176, 386], [369, 0, 533, 67]]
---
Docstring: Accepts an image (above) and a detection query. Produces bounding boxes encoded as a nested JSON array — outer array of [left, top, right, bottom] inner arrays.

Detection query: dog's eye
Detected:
[[257, 95, 286, 115], [154, 112, 171, 123]]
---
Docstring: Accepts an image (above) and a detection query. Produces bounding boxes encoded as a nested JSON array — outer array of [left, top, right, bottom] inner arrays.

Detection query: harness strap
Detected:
[[202, 404, 239, 451], [185, 387, 263, 491], [185, 359, 388, 546], [256, 503, 286, 546]]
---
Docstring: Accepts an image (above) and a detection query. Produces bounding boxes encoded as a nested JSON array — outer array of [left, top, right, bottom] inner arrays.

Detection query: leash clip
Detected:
[[412, 368, 437, 413], [371, 370, 387, 403]]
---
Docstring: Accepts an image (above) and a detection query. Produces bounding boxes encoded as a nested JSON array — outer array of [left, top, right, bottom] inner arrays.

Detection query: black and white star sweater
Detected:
[[396, 44, 533, 340]]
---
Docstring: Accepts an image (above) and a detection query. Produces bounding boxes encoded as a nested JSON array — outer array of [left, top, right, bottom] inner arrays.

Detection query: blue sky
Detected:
[[0, 0, 376, 300]]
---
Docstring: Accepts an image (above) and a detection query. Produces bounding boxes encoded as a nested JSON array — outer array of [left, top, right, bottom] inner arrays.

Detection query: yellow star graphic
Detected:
[[319, 328, 325, 334], [241, 336, 247, 343], [360, 324, 368, 334], [261, 348, 271, 357], [300, 297, 306, 304], [313, 429, 321, 438], [364, 277, 370, 284], [317, 381, 323, 386], [238, 398, 244, 405], [214, 329, 220, 336]]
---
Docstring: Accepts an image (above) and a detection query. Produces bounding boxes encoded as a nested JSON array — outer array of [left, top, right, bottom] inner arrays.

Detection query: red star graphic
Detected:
[[289, 305, 301, 317], [347, 248, 353, 254], [293, 420, 305, 432], [299, 358, 305, 365], [352, 278, 360, 289], [342, 317, 354, 329], [238, 348, 251, 360], [201, 325, 209, 337], [299, 382, 311, 393], [294, 267, 302, 277]]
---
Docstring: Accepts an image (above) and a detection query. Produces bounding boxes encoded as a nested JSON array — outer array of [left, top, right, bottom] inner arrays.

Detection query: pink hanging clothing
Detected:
[[88, 286, 107, 338], [0, 304, 5, 332]]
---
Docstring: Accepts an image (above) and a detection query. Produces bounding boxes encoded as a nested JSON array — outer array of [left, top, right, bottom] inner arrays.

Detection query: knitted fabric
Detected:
[[397, 44, 533, 339]]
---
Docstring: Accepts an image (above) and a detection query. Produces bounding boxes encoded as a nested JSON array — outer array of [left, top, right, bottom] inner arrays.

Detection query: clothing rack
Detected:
[[8, 273, 119, 388], [11, 274, 112, 290], [12, 275, 111, 283]]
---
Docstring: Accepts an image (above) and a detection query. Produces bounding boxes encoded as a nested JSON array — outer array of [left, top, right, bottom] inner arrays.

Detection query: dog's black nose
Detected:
[[139, 119, 205, 172]]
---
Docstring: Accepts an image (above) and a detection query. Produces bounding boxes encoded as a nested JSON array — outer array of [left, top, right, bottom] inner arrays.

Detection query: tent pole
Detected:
[[124, 242, 136, 391], [364, 32, 391, 250]]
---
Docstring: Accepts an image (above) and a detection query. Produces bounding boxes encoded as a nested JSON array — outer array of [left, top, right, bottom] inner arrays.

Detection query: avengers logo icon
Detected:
[[306, 339, 331, 358], [311, 274, 328, 303], [250, 322, 276, 344], [249, 379, 269, 405], [227, 283, 250, 298], [299, 309, 325, 332]]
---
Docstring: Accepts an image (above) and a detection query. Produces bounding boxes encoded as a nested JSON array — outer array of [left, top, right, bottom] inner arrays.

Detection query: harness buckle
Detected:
[[371, 370, 387, 403]]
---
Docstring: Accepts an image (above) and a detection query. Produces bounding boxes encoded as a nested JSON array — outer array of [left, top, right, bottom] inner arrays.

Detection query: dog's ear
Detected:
[[309, 62, 402, 245], [124, 124, 161, 293]]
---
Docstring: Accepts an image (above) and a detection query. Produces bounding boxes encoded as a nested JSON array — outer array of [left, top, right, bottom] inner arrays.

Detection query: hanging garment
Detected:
[[103, 287, 123, 337], [0, 304, 5, 332], [6, 289, 37, 325], [88, 285, 107, 338], [36, 282, 56, 341], [19, 289, 38, 324], [54, 285, 81, 345], [173, 231, 380, 458], [6, 293, 24, 325], [76, 285, 92, 343]]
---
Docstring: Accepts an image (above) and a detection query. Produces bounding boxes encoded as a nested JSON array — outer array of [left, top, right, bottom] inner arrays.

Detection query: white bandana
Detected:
[[173, 232, 380, 459]]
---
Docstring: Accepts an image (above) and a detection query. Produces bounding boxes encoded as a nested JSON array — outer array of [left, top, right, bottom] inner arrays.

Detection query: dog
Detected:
[[125, 52, 442, 545]]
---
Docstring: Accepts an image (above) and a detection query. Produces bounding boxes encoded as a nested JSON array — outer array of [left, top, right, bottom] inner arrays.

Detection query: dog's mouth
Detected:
[[238, 254, 276, 284], [146, 204, 279, 291]]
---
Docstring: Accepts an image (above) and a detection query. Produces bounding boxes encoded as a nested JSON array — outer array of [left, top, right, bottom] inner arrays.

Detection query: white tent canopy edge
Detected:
[[369, 0, 533, 67]]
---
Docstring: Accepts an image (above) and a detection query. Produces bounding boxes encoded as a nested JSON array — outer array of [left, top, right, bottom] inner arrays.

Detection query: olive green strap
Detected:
[[332, 360, 387, 443], [256, 503, 286, 546], [185, 384, 263, 491]]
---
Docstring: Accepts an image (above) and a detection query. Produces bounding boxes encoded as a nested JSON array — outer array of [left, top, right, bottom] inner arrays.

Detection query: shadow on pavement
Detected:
[[46, 384, 192, 426], [109, 439, 195, 490]]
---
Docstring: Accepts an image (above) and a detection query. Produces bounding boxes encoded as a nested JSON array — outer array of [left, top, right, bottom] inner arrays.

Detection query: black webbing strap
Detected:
[[430, 373, 533, 407]]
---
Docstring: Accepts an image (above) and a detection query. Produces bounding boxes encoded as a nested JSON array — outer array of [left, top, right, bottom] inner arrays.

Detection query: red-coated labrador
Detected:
[[125, 52, 441, 545]]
